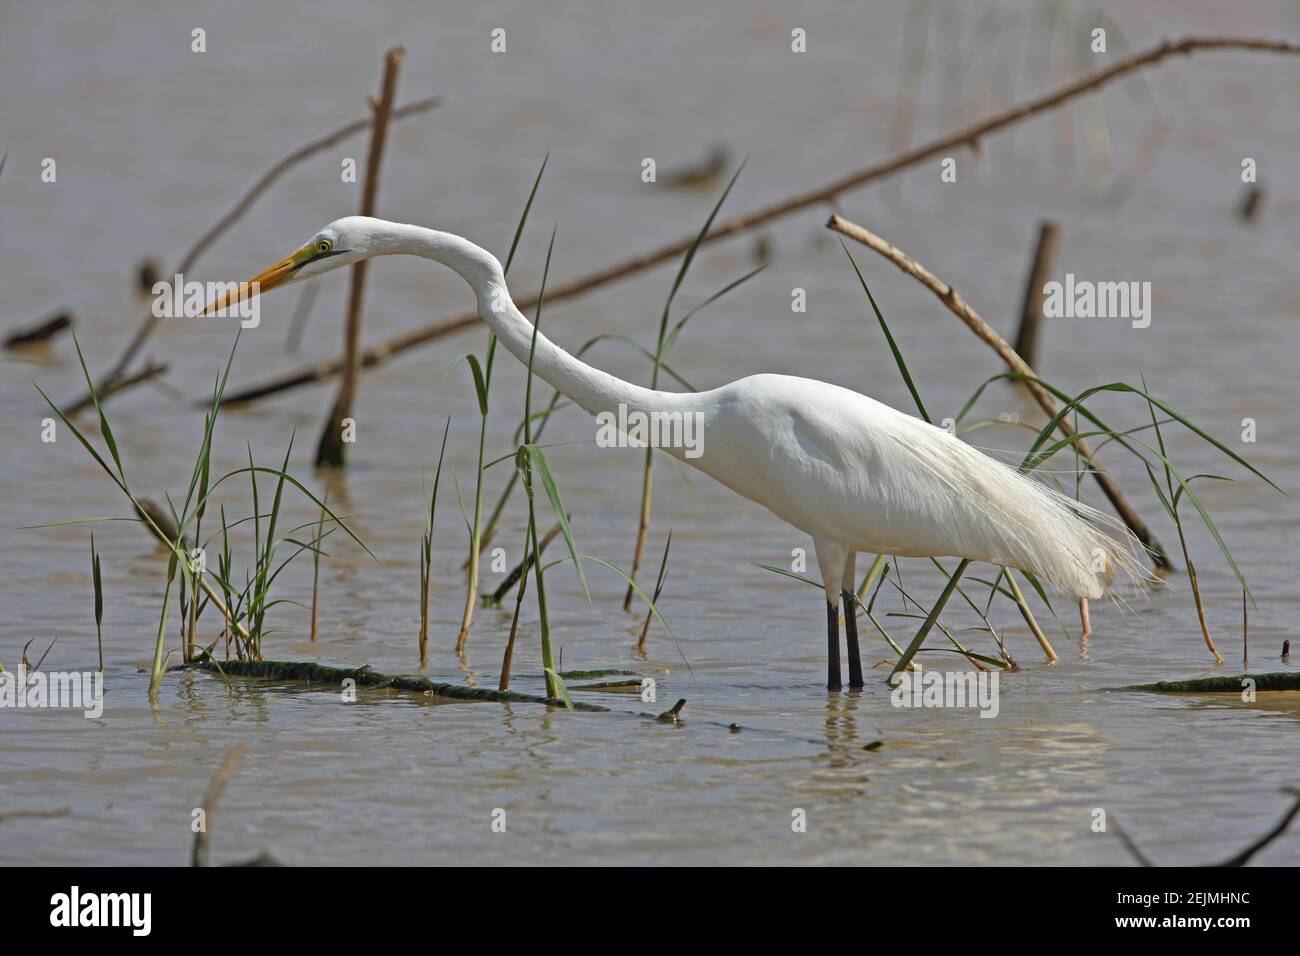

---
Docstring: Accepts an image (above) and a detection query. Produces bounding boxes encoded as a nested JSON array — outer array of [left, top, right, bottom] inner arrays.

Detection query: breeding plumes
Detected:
[[206, 216, 1142, 689]]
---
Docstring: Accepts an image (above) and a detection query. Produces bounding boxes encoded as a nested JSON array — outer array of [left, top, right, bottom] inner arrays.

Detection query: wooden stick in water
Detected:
[[1013, 222, 1060, 369], [316, 44, 404, 468]]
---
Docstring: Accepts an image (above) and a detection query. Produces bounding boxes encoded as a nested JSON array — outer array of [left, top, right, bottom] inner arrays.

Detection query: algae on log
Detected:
[[1121, 671, 1300, 693], [176, 658, 609, 712]]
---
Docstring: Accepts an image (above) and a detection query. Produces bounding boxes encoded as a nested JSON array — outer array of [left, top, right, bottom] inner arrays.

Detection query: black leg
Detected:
[[826, 600, 842, 690], [842, 589, 864, 689]]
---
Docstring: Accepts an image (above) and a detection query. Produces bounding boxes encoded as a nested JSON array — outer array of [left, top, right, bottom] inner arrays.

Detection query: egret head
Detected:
[[202, 217, 372, 316]]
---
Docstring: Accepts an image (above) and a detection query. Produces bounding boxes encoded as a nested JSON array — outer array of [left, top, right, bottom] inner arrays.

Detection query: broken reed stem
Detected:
[[316, 44, 404, 468], [191, 743, 247, 868], [215, 36, 1300, 408], [1012, 221, 1060, 369], [827, 213, 1169, 569], [66, 95, 441, 416], [1006, 571, 1057, 662]]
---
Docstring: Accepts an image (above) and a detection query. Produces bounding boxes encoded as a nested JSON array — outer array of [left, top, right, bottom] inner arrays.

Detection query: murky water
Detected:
[[3, 0, 1299, 865]]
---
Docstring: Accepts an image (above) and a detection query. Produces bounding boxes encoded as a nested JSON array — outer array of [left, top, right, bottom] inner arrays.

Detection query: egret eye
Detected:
[[316, 239, 332, 254]]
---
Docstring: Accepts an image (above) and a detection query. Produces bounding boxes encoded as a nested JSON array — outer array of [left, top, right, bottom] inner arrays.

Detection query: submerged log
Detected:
[[176, 657, 609, 711], [1120, 671, 1300, 693]]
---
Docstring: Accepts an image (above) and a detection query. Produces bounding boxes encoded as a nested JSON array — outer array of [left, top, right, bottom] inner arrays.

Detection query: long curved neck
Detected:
[[374, 221, 675, 418]]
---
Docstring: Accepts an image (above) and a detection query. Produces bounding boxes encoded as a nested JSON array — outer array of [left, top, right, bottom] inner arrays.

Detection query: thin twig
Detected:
[[216, 36, 1300, 408]]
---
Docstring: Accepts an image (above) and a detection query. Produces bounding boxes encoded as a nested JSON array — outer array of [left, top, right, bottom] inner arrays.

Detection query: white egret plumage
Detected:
[[207, 216, 1141, 688]]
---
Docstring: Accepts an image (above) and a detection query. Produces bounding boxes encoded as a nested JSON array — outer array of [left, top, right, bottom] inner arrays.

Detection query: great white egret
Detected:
[[206, 216, 1141, 689]]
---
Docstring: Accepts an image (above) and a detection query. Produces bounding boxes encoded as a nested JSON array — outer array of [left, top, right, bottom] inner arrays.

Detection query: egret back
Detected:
[[692, 374, 1144, 600]]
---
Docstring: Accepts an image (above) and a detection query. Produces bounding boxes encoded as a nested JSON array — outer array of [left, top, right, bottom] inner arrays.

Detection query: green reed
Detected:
[[35, 332, 367, 695]]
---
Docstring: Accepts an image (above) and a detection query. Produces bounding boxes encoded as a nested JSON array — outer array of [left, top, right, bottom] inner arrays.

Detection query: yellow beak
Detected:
[[202, 244, 313, 316]]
